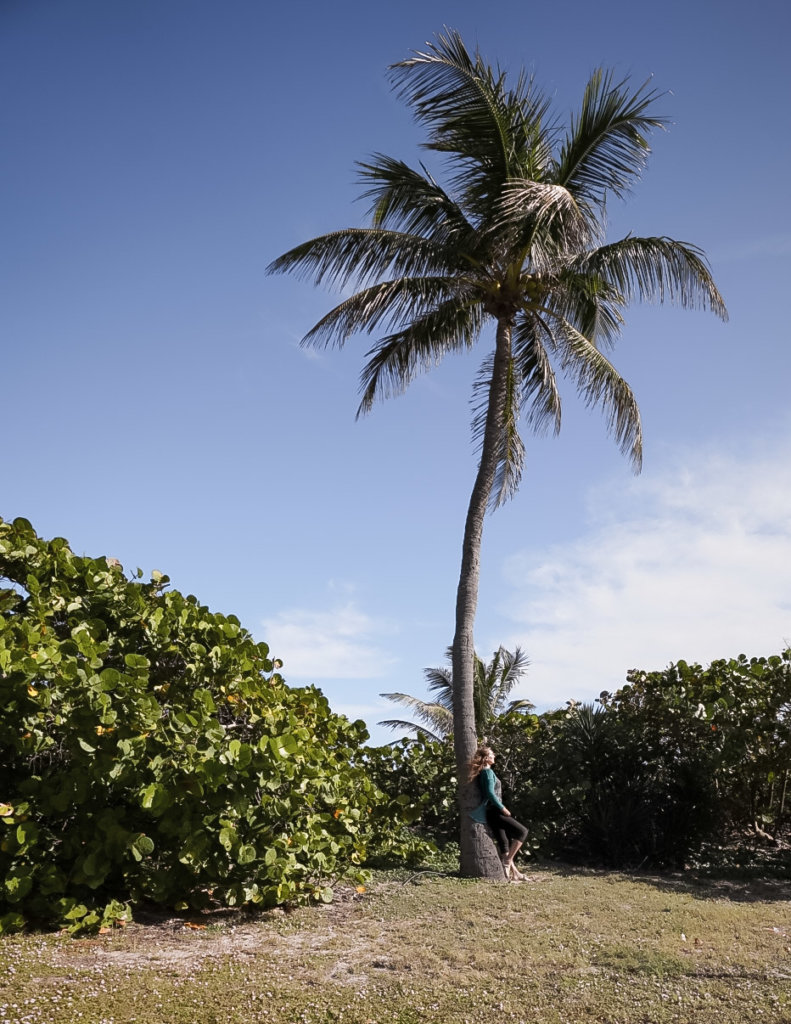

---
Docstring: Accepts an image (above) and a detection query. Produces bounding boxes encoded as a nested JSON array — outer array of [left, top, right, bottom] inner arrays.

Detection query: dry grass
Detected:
[[2, 867, 790, 1023]]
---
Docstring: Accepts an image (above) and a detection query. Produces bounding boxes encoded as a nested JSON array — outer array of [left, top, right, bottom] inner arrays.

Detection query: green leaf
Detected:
[[140, 784, 157, 809], [269, 734, 299, 759], [99, 667, 121, 688], [4, 873, 33, 901], [124, 653, 150, 670], [16, 821, 39, 848], [193, 688, 216, 713], [134, 834, 155, 856], [140, 784, 169, 814]]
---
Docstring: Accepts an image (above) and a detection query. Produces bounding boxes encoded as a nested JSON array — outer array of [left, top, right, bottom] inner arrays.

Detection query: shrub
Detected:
[[501, 702, 720, 868], [363, 737, 457, 855], [489, 654, 791, 870], [0, 517, 413, 934], [600, 655, 791, 863]]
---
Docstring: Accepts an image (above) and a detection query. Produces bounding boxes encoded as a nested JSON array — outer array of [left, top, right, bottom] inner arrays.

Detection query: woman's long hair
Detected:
[[468, 745, 493, 782]]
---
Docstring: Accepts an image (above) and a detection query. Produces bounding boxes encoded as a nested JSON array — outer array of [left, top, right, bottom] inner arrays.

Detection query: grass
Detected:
[[2, 866, 790, 1023]]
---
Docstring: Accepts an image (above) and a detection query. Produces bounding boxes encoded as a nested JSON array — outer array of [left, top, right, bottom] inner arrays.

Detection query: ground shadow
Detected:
[[535, 861, 791, 904]]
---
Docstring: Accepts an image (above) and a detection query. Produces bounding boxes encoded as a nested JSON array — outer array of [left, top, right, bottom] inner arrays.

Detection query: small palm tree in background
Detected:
[[380, 646, 532, 741], [269, 30, 727, 876]]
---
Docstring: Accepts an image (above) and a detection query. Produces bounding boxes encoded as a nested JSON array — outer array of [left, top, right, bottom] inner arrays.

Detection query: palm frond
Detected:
[[473, 645, 532, 726], [488, 179, 593, 256], [378, 691, 453, 740], [389, 29, 545, 211], [548, 271, 626, 350], [512, 314, 562, 436], [266, 228, 457, 291], [504, 697, 536, 714], [357, 297, 483, 415], [556, 69, 666, 211], [498, 644, 530, 685], [572, 236, 728, 319], [390, 31, 512, 170], [510, 82, 557, 181], [553, 316, 643, 470], [302, 276, 461, 349], [424, 664, 454, 710], [393, 644, 531, 737], [564, 702, 608, 754], [377, 718, 444, 743], [357, 155, 475, 243], [471, 352, 526, 510], [486, 645, 531, 716]]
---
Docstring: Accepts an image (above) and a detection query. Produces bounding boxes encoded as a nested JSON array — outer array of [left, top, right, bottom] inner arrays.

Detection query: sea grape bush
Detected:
[[0, 517, 421, 934], [497, 701, 713, 867], [489, 656, 791, 869], [601, 654, 791, 836], [364, 737, 458, 849]]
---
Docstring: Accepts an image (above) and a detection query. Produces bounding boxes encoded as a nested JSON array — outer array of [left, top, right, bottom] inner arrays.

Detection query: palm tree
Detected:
[[380, 645, 532, 741], [268, 31, 727, 877]]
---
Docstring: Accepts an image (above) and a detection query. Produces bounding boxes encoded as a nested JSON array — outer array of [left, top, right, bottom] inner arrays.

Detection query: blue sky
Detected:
[[3, 0, 790, 745]]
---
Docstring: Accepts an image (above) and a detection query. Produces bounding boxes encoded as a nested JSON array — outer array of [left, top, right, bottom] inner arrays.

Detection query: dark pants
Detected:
[[486, 807, 528, 856]]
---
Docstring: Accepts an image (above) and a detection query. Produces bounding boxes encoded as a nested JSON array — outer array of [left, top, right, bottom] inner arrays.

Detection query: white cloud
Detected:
[[502, 434, 791, 709], [261, 601, 398, 679]]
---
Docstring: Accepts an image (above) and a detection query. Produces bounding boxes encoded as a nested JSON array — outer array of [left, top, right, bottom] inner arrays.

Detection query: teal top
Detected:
[[469, 767, 505, 823]]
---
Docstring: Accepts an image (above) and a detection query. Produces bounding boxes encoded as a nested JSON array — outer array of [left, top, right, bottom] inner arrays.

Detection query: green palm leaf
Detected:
[[552, 315, 643, 470], [487, 646, 532, 720], [389, 30, 553, 212], [390, 30, 515, 175], [356, 298, 483, 415], [556, 69, 666, 210], [471, 353, 526, 510], [548, 271, 626, 350], [572, 236, 728, 318], [512, 315, 562, 435], [303, 276, 461, 348], [378, 692, 452, 741], [424, 663, 454, 710], [376, 720, 444, 742], [380, 646, 531, 739], [357, 155, 474, 242], [266, 228, 458, 290]]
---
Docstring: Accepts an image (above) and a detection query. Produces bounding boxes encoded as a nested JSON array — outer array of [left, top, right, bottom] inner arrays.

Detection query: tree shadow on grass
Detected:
[[538, 861, 791, 904]]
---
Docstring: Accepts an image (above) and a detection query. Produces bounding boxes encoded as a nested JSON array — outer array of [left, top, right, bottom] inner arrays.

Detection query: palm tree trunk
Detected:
[[452, 317, 513, 878]]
